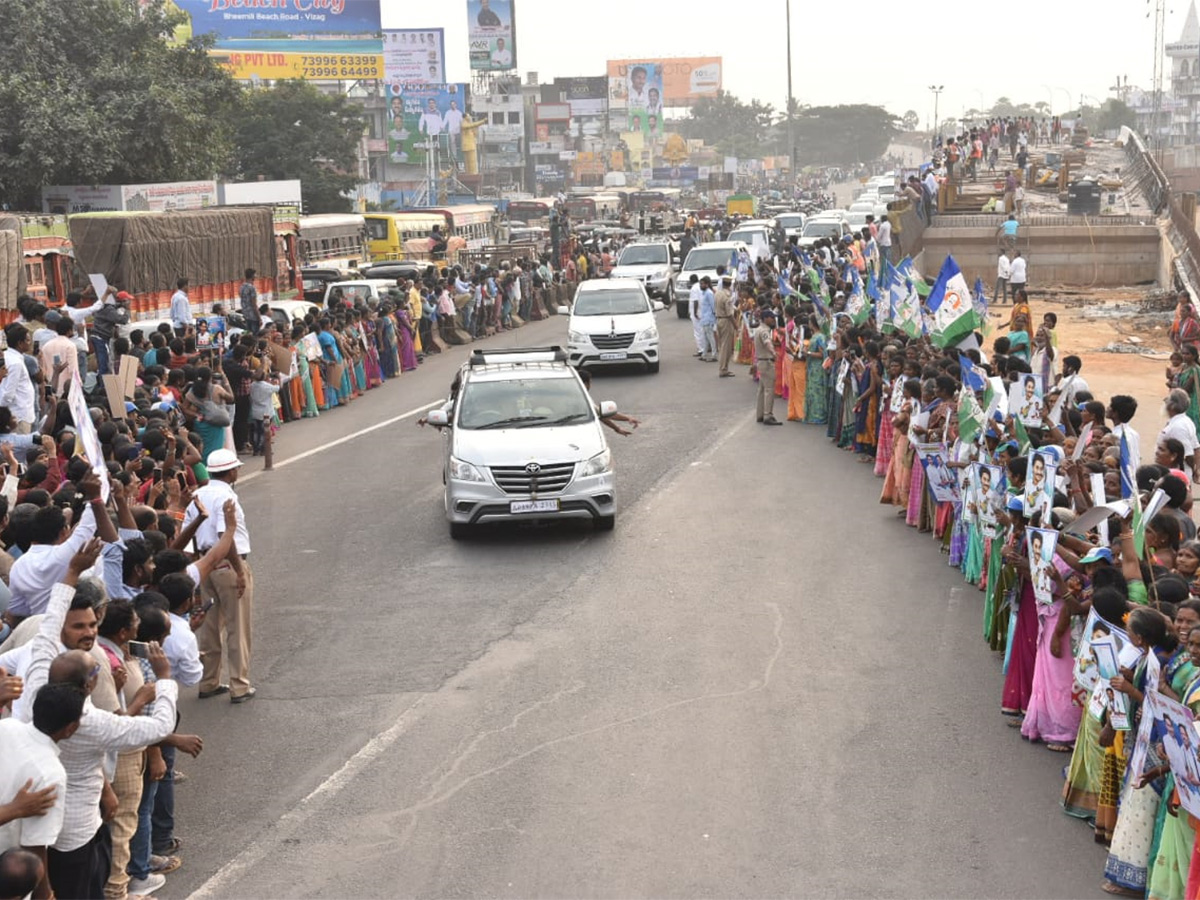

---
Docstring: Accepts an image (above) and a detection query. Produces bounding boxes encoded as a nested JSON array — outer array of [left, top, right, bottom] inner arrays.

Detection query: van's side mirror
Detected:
[[555, 305, 570, 315], [426, 409, 449, 427], [598, 401, 618, 418]]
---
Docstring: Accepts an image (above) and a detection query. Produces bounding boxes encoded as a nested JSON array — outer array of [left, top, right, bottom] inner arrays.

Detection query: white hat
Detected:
[[206, 448, 243, 474]]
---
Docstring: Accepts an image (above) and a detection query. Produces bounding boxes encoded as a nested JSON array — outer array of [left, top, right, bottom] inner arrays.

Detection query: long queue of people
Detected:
[[0, 255, 590, 899], [697, 219, 1200, 897]]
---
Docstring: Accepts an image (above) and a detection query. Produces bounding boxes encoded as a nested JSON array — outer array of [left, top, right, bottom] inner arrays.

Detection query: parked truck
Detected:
[[725, 194, 758, 217]]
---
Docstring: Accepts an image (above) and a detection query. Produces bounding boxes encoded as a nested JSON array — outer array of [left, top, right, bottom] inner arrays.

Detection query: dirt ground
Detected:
[[989, 285, 1175, 451]]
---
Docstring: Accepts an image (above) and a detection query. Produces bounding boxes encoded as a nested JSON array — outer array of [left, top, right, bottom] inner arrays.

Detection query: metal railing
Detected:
[[928, 214, 1147, 228]]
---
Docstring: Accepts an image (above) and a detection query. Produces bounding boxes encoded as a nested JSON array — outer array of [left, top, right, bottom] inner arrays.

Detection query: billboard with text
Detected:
[[386, 83, 467, 165], [383, 29, 445, 84], [606, 57, 722, 109], [174, 0, 382, 81], [466, 0, 517, 71]]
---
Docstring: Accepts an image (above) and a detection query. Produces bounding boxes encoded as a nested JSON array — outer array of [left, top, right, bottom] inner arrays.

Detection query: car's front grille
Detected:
[[490, 462, 576, 495], [590, 332, 635, 350]]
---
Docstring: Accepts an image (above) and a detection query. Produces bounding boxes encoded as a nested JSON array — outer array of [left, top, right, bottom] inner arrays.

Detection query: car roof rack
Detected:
[[468, 346, 568, 367]]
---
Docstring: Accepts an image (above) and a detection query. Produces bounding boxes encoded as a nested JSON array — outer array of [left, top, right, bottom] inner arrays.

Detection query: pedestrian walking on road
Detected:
[[995, 249, 1012, 305], [754, 309, 781, 425], [699, 277, 717, 362]]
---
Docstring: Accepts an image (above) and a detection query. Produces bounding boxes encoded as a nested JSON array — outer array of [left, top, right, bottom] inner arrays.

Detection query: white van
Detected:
[[559, 279, 663, 373]]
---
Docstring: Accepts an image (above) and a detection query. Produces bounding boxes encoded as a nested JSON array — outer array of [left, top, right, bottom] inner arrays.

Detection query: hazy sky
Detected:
[[383, 0, 1195, 122]]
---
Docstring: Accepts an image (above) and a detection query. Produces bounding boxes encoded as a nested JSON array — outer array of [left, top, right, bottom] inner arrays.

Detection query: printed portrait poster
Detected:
[[971, 462, 1004, 539], [1128, 652, 1163, 781], [385, 82, 467, 164], [1009, 373, 1044, 427], [1164, 717, 1200, 819], [1023, 450, 1056, 521], [1026, 527, 1059, 605], [623, 63, 663, 135], [1073, 609, 1131, 698], [914, 442, 960, 504], [466, 0, 517, 71], [1088, 635, 1133, 730]]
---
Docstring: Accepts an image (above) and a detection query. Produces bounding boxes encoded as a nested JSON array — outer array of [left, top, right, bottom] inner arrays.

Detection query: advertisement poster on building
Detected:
[[466, 0, 517, 71], [386, 83, 467, 165], [606, 57, 722, 109], [173, 0, 383, 81], [609, 63, 663, 135], [382, 29, 445, 84]]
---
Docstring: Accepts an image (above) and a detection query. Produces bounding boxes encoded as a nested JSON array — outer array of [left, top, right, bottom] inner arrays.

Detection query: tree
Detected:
[[1098, 99, 1138, 134], [675, 90, 775, 158], [902, 110, 920, 132], [0, 0, 242, 209], [793, 105, 900, 167], [226, 81, 364, 214]]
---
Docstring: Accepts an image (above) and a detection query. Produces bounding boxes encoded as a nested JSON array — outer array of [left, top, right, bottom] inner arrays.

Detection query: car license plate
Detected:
[[599, 351, 627, 360], [510, 499, 559, 514]]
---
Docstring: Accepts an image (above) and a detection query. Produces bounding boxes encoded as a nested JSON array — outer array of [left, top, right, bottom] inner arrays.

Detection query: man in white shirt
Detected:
[[995, 250, 1012, 305], [182, 449, 254, 703], [1160, 388, 1200, 475], [38, 318, 77, 396], [443, 99, 464, 160], [1056, 355, 1090, 404], [0, 324, 37, 432], [0, 683, 82, 900], [923, 170, 939, 215], [1109, 395, 1142, 473], [877, 215, 893, 264], [1009, 250, 1027, 296], [418, 99, 443, 140], [627, 66, 649, 108], [687, 275, 705, 356], [169, 277, 193, 334], [490, 37, 512, 68], [8, 498, 101, 620]]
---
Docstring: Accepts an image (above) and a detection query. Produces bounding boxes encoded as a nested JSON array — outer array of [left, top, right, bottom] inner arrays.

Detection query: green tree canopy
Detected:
[[793, 105, 900, 167], [225, 81, 365, 214], [902, 110, 920, 131], [675, 90, 776, 159], [0, 0, 241, 209]]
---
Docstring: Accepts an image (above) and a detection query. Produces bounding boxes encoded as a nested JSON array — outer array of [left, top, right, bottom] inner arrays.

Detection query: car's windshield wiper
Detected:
[[475, 415, 546, 429], [542, 413, 591, 426]]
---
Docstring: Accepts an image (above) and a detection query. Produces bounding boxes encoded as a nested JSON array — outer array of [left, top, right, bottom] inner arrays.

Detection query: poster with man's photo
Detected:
[[1026, 526, 1059, 605], [1073, 609, 1131, 698], [466, 0, 517, 71], [622, 63, 663, 135], [1023, 450, 1056, 521], [1087, 635, 1131, 730], [1009, 373, 1044, 427], [386, 82, 467, 165], [969, 462, 1004, 538], [914, 442, 960, 504]]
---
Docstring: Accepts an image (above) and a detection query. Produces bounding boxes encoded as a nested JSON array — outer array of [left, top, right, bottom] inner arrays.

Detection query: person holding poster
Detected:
[[1023, 451, 1055, 521], [975, 463, 1003, 538], [1009, 373, 1043, 426]]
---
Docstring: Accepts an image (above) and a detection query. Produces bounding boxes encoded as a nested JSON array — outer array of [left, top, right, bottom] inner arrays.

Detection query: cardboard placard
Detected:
[[119, 355, 139, 399], [101, 375, 126, 419], [268, 343, 292, 374]]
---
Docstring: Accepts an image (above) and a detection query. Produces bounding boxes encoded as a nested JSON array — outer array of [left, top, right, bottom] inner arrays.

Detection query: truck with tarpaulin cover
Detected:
[[68, 207, 283, 321]]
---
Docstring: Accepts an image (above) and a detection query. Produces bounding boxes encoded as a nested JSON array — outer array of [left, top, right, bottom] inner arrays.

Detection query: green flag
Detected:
[[958, 388, 986, 446], [1013, 416, 1031, 454]]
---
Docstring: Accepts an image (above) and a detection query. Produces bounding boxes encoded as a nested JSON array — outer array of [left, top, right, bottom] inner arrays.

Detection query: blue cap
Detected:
[[1079, 547, 1114, 565], [1006, 496, 1025, 512], [124, 401, 137, 413]]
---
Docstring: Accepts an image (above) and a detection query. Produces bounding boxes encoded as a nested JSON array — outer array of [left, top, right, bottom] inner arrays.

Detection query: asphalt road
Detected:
[[165, 307, 1104, 899]]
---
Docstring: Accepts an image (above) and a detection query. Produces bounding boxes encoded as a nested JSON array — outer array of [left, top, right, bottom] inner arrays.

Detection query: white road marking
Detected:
[[237, 399, 441, 484]]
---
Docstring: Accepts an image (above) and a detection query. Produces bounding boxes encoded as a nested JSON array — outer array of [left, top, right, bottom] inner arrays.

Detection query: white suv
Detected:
[[559, 279, 663, 373], [426, 347, 618, 538]]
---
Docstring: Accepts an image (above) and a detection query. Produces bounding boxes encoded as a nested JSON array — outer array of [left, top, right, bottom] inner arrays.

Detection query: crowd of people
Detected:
[[693, 195, 1200, 895]]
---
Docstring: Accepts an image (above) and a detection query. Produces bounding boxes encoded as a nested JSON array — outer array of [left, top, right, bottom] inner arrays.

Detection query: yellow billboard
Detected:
[[215, 51, 382, 81]]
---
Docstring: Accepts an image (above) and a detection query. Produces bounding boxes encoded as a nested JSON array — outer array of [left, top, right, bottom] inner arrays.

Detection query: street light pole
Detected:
[[929, 84, 944, 146], [786, 0, 794, 181]]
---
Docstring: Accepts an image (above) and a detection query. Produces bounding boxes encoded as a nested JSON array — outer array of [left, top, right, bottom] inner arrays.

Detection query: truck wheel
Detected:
[[449, 521, 471, 540], [594, 515, 615, 532]]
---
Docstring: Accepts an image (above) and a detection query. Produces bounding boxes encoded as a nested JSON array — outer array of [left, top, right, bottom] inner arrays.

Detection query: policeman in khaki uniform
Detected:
[[715, 275, 737, 376], [754, 309, 782, 425]]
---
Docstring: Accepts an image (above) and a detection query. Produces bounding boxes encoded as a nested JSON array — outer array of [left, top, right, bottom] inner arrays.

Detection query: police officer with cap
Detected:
[[754, 308, 781, 425]]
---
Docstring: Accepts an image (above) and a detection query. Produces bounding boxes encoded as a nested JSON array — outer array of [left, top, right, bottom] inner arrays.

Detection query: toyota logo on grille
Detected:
[[525, 462, 541, 474]]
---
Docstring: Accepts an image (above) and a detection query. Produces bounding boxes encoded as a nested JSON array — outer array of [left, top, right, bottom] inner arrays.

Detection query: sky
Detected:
[[383, 0, 1196, 123]]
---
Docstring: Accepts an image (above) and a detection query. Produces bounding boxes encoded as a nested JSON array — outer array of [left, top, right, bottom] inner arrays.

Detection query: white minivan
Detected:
[[559, 279, 663, 373]]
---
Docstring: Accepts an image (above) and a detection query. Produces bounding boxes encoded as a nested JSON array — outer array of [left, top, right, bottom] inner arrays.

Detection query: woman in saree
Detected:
[[347, 312, 369, 393], [1020, 562, 1084, 751], [906, 378, 936, 529], [785, 308, 806, 421], [773, 315, 787, 398], [1178, 344, 1200, 436], [925, 375, 958, 538], [736, 294, 755, 367], [881, 376, 918, 508], [838, 351, 860, 450], [826, 340, 846, 441], [362, 310, 383, 388], [852, 341, 883, 460], [1146, 611, 1200, 900], [999, 499, 1038, 722], [397, 305, 419, 373], [1104, 604, 1197, 895], [874, 355, 903, 477], [182, 366, 233, 462], [803, 317, 828, 425], [1008, 312, 1032, 366], [377, 303, 401, 380], [290, 324, 319, 418]]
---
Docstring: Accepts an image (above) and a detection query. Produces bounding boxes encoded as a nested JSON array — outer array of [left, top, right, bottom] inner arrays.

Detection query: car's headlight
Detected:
[[580, 448, 612, 478], [636, 325, 658, 342], [653, 270, 668, 280], [449, 456, 487, 483], [568, 330, 587, 344]]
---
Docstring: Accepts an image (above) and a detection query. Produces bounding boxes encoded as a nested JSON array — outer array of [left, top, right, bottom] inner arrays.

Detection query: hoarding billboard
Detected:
[[174, 0, 383, 81], [383, 28, 445, 84], [610, 63, 663, 135], [555, 77, 608, 117], [385, 83, 467, 165], [606, 57, 722, 108], [42, 181, 217, 214], [466, 0, 517, 71]]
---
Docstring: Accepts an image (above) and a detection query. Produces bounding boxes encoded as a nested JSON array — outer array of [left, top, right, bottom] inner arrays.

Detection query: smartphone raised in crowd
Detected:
[[128, 641, 151, 660]]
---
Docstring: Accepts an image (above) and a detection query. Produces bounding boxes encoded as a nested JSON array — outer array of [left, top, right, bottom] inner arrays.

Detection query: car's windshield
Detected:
[[457, 377, 595, 429], [683, 247, 737, 271], [618, 245, 669, 266], [776, 215, 805, 229], [802, 221, 843, 238], [572, 289, 649, 316]]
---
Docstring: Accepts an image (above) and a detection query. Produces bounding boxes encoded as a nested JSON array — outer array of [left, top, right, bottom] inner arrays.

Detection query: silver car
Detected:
[[426, 347, 619, 539]]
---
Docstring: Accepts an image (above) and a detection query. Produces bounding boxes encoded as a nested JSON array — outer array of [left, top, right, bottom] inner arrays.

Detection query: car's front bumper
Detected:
[[446, 472, 616, 524]]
